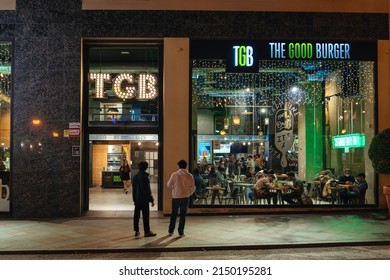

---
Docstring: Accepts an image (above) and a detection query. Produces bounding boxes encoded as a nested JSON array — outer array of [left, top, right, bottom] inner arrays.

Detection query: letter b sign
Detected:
[[233, 46, 254, 67]]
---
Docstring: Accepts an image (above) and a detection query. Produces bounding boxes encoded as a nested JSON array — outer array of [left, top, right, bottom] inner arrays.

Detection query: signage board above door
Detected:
[[190, 40, 377, 73]]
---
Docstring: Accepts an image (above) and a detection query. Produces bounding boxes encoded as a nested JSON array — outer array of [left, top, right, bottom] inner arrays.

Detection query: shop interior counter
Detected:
[[101, 171, 123, 188]]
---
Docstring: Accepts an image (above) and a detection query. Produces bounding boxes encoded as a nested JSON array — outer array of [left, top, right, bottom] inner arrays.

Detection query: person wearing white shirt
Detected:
[[167, 160, 195, 237]]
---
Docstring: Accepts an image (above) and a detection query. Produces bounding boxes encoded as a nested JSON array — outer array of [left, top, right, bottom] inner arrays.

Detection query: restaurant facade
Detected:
[[0, 0, 389, 218]]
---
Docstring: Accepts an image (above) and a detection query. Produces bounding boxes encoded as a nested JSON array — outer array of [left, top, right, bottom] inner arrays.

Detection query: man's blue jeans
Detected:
[[168, 197, 189, 235]]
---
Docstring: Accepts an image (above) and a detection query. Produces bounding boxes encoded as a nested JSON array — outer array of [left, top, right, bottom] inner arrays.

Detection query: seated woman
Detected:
[[193, 168, 205, 195]]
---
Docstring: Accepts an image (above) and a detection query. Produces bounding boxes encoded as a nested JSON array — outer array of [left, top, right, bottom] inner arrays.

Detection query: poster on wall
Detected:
[[198, 141, 211, 163]]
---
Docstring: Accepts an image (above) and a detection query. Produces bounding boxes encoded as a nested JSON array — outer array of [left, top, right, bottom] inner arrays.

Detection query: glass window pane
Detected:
[[191, 55, 376, 208], [0, 41, 11, 213], [87, 46, 160, 127]]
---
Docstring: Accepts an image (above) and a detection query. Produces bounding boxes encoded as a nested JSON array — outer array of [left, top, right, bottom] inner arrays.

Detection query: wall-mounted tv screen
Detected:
[[230, 143, 248, 154], [214, 143, 231, 154]]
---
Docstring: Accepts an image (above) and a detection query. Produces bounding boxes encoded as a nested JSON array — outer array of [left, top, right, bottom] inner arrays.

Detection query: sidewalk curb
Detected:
[[1, 240, 389, 255]]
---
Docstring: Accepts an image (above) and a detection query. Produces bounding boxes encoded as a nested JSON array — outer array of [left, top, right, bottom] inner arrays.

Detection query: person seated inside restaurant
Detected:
[[281, 171, 304, 205], [320, 169, 337, 198], [340, 172, 368, 204], [227, 154, 238, 178], [268, 169, 278, 182], [338, 168, 355, 184], [208, 165, 217, 179], [199, 156, 208, 174], [217, 165, 227, 180], [253, 170, 278, 205], [193, 167, 205, 195], [246, 155, 255, 177]]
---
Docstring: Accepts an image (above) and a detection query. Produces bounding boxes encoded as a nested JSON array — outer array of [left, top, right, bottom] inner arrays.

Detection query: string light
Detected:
[[192, 59, 375, 112]]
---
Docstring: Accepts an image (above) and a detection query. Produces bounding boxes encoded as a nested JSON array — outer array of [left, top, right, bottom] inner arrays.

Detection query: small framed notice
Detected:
[[72, 145, 80, 157]]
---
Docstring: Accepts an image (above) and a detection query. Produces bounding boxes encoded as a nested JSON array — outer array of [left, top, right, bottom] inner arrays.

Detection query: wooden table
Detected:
[[329, 183, 352, 204]]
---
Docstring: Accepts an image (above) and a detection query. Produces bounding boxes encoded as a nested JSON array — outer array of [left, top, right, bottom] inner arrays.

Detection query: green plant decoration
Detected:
[[368, 128, 390, 175]]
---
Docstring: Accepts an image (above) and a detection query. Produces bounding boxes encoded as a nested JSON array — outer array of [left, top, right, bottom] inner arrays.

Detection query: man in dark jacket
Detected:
[[132, 161, 156, 237]]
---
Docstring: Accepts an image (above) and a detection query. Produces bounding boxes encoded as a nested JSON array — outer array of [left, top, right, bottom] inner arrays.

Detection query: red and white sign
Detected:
[[69, 122, 80, 138]]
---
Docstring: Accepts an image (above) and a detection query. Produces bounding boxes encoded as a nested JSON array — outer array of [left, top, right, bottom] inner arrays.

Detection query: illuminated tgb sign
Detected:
[[227, 44, 258, 73], [232, 45, 254, 67], [88, 73, 158, 100]]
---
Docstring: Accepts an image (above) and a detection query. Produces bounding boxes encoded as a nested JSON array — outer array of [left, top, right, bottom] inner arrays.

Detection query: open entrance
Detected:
[[82, 41, 163, 214], [88, 135, 159, 212]]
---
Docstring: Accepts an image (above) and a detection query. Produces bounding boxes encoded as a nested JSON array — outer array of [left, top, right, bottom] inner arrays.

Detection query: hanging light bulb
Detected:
[[223, 117, 229, 129], [233, 116, 240, 125]]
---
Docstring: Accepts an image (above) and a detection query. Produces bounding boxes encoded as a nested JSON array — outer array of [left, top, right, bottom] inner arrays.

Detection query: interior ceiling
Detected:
[[89, 47, 159, 72]]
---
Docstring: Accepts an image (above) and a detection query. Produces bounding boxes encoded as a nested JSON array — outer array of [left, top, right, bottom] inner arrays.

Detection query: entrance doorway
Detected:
[[88, 138, 159, 212]]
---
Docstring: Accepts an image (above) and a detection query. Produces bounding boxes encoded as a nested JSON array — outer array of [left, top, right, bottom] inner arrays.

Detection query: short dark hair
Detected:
[[178, 159, 187, 168], [193, 167, 200, 175], [356, 172, 365, 179], [138, 161, 148, 171], [287, 171, 295, 177]]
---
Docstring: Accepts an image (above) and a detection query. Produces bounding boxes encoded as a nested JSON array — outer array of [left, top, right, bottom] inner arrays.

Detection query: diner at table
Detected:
[[253, 170, 278, 205], [281, 172, 304, 205], [194, 152, 368, 207], [339, 172, 368, 204]]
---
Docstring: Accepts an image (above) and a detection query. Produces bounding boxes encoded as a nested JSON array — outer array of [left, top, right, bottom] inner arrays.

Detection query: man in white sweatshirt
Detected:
[[167, 160, 195, 237]]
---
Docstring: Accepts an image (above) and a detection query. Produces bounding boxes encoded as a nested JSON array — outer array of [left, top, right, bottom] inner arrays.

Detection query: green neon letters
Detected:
[[332, 134, 366, 149], [288, 43, 313, 59]]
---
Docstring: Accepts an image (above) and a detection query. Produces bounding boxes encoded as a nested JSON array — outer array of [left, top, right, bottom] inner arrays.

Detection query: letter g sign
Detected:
[[233, 46, 254, 67]]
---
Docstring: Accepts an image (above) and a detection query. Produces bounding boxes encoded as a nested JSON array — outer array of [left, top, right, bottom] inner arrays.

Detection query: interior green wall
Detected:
[[304, 83, 324, 181]]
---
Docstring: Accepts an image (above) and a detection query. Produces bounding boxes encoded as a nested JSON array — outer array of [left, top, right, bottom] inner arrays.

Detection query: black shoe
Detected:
[[145, 231, 157, 237]]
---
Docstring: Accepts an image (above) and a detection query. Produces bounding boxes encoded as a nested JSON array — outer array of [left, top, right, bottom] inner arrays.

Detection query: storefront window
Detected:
[[0, 41, 11, 212], [191, 40, 376, 208], [87, 46, 160, 127]]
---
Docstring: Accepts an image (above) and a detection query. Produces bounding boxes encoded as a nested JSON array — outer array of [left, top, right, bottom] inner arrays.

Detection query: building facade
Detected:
[[0, 0, 389, 218]]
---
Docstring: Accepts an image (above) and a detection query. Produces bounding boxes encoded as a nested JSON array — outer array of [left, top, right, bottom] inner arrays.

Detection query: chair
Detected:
[[192, 191, 208, 205], [349, 189, 367, 205], [222, 187, 239, 204], [252, 188, 269, 205]]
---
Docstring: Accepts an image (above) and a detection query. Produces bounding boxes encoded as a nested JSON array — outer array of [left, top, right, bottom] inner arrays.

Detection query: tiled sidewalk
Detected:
[[0, 211, 389, 253]]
